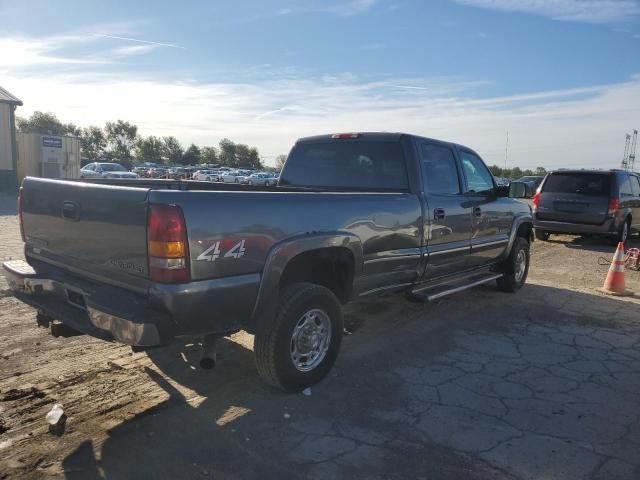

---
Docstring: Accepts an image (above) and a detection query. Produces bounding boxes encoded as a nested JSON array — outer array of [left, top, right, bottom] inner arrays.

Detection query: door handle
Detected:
[[473, 206, 482, 217], [434, 208, 446, 220]]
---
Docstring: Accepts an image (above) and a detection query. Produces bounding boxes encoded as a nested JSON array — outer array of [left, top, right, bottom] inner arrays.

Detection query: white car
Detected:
[[80, 162, 138, 179], [220, 171, 243, 183], [193, 169, 216, 181], [248, 173, 277, 186]]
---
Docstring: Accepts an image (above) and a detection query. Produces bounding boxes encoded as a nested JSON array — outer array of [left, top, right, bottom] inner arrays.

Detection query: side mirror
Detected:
[[509, 181, 533, 199]]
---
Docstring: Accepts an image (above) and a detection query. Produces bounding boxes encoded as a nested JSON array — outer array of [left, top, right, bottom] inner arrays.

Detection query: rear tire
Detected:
[[254, 283, 343, 392], [611, 218, 630, 246], [534, 229, 550, 241], [497, 237, 530, 292]]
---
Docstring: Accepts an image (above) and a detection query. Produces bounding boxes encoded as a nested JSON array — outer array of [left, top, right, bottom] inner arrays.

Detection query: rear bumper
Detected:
[[3, 259, 165, 346], [533, 216, 618, 235], [3, 259, 261, 346]]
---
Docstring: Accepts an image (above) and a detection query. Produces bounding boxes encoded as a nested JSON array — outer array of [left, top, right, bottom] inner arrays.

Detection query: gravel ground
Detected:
[[1, 192, 639, 480]]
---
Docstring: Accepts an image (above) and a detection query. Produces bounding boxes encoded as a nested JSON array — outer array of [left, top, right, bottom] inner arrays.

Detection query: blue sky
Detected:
[[1, 0, 639, 167]]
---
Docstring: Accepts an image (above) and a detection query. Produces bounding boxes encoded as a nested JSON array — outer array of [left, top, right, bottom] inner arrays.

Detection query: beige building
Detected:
[[16, 132, 81, 182], [0, 86, 22, 191]]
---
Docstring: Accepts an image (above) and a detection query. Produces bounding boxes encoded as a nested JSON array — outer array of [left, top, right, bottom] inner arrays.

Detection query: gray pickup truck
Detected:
[[3, 133, 533, 391]]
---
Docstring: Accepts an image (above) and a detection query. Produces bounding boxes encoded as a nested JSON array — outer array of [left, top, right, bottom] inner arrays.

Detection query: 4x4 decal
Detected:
[[197, 240, 246, 262]]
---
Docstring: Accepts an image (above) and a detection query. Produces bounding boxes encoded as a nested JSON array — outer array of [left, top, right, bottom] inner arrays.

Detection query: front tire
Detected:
[[497, 237, 530, 292], [254, 283, 343, 392]]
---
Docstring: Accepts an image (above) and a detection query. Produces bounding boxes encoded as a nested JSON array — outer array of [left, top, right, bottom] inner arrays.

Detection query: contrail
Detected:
[[96, 34, 185, 49]]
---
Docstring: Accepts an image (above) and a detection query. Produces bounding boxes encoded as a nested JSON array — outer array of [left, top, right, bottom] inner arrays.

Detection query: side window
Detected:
[[84, 164, 94, 171], [460, 151, 495, 194], [620, 175, 634, 197], [420, 143, 461, 195], [632, 176, 640, 197]]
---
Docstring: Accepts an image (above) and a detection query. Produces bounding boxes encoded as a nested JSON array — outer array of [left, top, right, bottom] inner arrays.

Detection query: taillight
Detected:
[[18, 193, 25, 242], [147, 204, 190, 284], [532, 192, 540, 210], [608, 197, 620, 215]]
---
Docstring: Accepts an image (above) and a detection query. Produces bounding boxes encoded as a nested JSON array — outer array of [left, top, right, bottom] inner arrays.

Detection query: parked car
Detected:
[[5, 132, 533, 392], [516, 176, 544, 192], [80, 162, 138, 179], [149, 167, 170, 178], [533, 169, 640, 244], [193, 170, 217, 181], [495, 177, 510, 187], [170, 167, 191, 180], [248, 172, 277, 186], [220, 171, 244, 183], [132, 166, 151, 178]]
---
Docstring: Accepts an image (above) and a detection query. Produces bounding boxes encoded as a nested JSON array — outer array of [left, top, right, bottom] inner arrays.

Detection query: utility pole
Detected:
[[622, 134, 631, 170], [504, 131, 509, 174], [629, 130, 638, 172]]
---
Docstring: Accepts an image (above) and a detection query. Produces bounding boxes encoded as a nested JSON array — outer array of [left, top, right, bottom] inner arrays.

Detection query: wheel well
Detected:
[[517, 222, 533, 242], [279, 248, 355, 303]]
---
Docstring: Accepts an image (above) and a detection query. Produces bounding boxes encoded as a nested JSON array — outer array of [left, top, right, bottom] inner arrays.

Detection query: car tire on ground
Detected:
[[254, 282, 343, 392], [497, 237, 530, 293], [611, 218, 630, 246], [534, 229, 550, 241]]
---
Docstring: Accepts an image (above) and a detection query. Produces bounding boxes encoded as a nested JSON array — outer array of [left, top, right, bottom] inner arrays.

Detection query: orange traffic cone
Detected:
[[599, 242, 633, 296]]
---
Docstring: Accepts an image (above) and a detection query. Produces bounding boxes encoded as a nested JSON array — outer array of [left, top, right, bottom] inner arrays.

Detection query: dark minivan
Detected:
[[533, 169, 640, 244]]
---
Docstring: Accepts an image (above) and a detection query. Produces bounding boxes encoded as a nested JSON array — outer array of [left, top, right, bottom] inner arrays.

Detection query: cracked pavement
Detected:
[[1, 193, 640, 479]]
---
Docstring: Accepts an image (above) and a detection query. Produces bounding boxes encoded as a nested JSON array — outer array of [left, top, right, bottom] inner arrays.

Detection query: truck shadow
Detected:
[[545, 234, 640, 253], [61, 283, 640, 480]]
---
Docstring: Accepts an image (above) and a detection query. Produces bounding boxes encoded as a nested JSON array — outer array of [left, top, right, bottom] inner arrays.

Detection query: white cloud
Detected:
[[3, 69, 638, 169], [0, 37, 108, 67], [452, 0, 640, 23]]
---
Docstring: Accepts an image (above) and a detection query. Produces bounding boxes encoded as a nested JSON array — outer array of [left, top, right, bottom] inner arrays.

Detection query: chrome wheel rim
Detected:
[[514, 250, 527, 283], [290, 309, 332, 372]]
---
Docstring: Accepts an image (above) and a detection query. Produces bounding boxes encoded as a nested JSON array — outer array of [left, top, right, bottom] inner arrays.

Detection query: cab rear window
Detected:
[[280, 141, 409, 191], [542, 173, 611, 196]]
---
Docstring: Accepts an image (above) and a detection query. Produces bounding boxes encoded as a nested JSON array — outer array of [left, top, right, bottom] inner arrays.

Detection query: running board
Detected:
[[410, 272, 503, 302]]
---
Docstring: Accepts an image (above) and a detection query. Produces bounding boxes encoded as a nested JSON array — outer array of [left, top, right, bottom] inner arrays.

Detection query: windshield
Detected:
[[542, 173, 611, 196], [280, 140, 408, 190], [99, 163, 127, 172]]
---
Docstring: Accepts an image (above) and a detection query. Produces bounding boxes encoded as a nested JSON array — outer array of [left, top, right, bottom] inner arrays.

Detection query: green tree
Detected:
[[64, 122, 82, 137], [511, 166, 523, 179], [488, 165, 503, 177], [235, 144, 262, 169], [17, 111, 80, 136], [163, 136, 183, 165], [80, 126, 107, 162], [200, 146, 218, 165], [535, 166, 547, 176], [136, 136, 165, 164], [218, 138, 237, 167], [105, 120, 138, 167], [275, 154, 287, 170], [181, 144, 201, 165]]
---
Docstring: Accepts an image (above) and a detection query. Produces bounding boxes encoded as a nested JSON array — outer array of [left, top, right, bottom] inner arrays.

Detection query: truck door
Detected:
[[419, 141, 471, 279], [458, 149, 511, 267]]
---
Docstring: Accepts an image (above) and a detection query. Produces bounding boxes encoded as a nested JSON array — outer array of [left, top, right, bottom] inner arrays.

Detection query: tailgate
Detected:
[[536, 173, 611, 225], [21, 177, 150, 289]]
